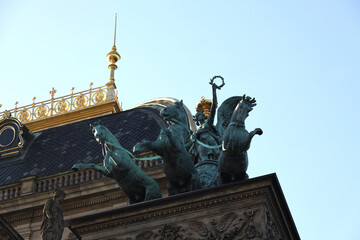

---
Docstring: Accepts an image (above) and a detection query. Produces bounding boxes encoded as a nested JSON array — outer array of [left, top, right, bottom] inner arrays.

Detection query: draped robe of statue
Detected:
[[40, 190, 66, 240]]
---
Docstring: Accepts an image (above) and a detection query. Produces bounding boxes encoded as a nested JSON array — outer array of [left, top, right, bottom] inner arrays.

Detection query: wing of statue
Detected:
[[216, 96, 242, 140]]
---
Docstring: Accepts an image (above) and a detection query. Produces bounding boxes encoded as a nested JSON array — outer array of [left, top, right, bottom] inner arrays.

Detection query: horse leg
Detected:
[[133, 141, 150, 152], [72, 163, 110, 177], [103, 150, 114, 173], [245, 128, 263, 150], [189, 173, 201, 191], [239, 172, 249, 181], [133, 140, 160, 152], [164, 128, 182, 149], [167, 181, 182, 196], [144, 183, 162, 201], [133, 139, 164, 156], [222, 127, 235, 153]]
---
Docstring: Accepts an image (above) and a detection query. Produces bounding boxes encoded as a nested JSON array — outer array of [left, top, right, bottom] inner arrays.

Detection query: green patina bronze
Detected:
[[72, 120, 162, 204], [187, 77, 263, 186], [190, 80, 222, 164], [134, 100, 201, 196], [131, 77, 263, 190], [189, 78, 222, 188], [217, 95, 263, 183], [71, 76, 263, 197]]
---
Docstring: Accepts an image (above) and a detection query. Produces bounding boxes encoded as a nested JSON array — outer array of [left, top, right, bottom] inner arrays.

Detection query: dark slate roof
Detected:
[[0, 107, 168, 186]]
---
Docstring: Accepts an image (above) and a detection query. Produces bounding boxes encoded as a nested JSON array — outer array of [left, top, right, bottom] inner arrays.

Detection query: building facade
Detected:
[[0, 39, 299, 240]]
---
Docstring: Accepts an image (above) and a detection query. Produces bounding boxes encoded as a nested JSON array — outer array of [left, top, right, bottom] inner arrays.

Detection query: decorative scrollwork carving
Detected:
[[55, 98, 70, 113], [92, 90, 107, 104], [158, 224, 185, 240], [130, 207, 282, 240], [17, 108, 32, 122], [2, 110, 11, 120], [35, 104, 49, 118], [1, 110, 8, 121], [74, 94, 89, 109], [0, 84, 110, 123]]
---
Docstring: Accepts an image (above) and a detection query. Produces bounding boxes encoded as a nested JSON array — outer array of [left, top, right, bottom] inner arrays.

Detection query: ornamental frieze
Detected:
[[125, 208, 281, 240]]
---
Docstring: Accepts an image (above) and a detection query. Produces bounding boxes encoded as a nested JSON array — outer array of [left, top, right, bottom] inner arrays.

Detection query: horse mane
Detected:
[[172, 101, 190, 130], [216, 96, 242, 138], [230, 95, 256, 124], [92, 120, 122, 149], [101, 125, 122, 148]]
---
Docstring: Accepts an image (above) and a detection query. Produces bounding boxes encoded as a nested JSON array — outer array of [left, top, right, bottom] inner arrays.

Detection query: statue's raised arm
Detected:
[[207, 75, 224, 126]]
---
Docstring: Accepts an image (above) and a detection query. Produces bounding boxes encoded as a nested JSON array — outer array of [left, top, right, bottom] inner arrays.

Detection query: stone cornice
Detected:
[[69, 173, 300, 239], [76, 188, 269, 236]]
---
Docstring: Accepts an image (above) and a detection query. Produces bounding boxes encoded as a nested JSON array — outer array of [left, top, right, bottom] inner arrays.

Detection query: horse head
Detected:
[[90, 120, 120, 149], [90, 120, 106, 144], [194, 110, 206, 126], [231, 95, 257, 124], [160, 100, 190, 129]]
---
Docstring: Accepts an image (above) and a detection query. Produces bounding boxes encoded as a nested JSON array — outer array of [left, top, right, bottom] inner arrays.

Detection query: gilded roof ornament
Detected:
[[195, 97, 212, 118], [0, 19, 123, 129], [2, 110, 11, 119], [106, 13, 121, 87], [0, 83, 120, 128], [49, 88, 57, 99]]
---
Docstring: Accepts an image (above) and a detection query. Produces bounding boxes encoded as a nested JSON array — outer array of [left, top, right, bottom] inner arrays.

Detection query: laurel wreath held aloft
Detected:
[[209, 75, 225, 89]]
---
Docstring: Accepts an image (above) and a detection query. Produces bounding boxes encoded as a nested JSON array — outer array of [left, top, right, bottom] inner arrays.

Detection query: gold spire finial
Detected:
[[106, 13, 121, 89], [113, 13, 117, 50], [106, 15, 121, 65]]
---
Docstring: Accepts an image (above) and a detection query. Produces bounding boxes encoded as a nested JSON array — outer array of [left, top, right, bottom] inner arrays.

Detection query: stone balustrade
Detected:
[[0, 155, 162, 202]]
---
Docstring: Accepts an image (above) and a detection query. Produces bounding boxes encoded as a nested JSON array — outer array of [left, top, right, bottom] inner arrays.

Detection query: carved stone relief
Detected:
[[120, 207, 281, 240]]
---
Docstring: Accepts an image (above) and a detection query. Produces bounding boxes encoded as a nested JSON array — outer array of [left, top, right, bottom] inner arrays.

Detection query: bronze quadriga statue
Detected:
[[72, 120, 162, 204], [71, 77, 262, 202]]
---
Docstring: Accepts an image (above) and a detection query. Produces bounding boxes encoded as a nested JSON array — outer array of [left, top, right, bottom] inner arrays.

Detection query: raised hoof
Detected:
[[71, 165, 79, 171], [133, 143, 144, 152]]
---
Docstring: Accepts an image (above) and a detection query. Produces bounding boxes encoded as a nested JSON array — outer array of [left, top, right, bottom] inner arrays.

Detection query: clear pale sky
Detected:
[[1, 1, 360, 239]]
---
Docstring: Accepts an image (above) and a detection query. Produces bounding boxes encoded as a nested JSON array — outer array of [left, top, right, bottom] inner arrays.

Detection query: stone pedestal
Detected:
[[20, 176, 37, 195], [70, 173, 300, 240]]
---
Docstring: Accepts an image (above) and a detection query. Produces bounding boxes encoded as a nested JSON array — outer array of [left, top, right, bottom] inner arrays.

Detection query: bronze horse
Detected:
[[218, 95, 263, 183], [134, 100, 201, 195], [72, 120, 162, 204]]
